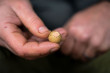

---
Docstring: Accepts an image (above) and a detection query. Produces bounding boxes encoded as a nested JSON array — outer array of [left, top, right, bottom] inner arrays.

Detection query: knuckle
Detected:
[[69, 26, 78, 37], [69, 26, 89, 42], [91, 35, 103, 47], [27, 16, 38, 25], [91, 40, 100, 48], [27, 16, 43, 31], [69, 26, 77, 33], [79, 33, 89, 42], [27, 15, 43, 27]]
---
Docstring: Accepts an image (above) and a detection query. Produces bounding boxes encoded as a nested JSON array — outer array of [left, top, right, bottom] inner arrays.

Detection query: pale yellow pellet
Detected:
[[48, 31, 62, 43]]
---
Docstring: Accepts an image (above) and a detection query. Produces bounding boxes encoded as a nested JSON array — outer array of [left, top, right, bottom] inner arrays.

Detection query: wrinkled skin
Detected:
[[0, 0, 67, 60], [61, 1, 110, 61]]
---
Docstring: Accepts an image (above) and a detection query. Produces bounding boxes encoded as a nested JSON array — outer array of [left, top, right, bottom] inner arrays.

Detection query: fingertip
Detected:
[[54, 28, 67, 41], [50, 46, 59, 53], [50, 43, 60, 53], [38, 26, 50, 34], [38, 26, 51, 38], [49, 42, 60, 51], [38, 29, 51, 39], [84, 48, 96, 60], [39, 42, 60, 52]]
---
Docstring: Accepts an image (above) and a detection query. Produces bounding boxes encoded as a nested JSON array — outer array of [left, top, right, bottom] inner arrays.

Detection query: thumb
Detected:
[[11, 0, 50, 38]]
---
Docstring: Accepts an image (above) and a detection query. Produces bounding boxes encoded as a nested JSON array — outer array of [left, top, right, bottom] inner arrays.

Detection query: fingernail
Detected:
[[38, 26, 49, 33], [50, 48, 58, 53]]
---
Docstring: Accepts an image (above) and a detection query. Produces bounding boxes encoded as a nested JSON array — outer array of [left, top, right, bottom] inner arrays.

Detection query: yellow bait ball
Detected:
[[48, 31, 62, 43]]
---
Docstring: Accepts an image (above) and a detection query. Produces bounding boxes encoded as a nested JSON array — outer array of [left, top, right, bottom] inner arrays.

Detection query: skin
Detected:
[[61, 1, 110, 61], [0, 0, 109, 62], [0, 0, 67, 60]]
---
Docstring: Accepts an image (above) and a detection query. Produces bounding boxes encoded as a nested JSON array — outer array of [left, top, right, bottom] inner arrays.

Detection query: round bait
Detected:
[[48, 31, 62, 43]]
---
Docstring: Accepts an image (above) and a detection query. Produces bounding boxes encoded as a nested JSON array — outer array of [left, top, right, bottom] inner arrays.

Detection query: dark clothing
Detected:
[[0, 0, 110, 73], [31, 0, 100, 30]]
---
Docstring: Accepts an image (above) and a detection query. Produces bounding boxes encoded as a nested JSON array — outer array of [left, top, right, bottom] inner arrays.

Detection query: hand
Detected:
[[0, 0, 66, 60], [61, 1, 110, 61]]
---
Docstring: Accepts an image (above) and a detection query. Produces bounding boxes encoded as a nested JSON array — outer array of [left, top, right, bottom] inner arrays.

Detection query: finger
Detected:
[[69, 26, 90, 42], [84, 45, 97, 60], [99, 31, 110, 54], [90, 27, 106, 49], [54, 28, 67, 43], [72, 41, 87, 60], [84, 27, 106, 59], [0, 23, 59, 59], [61, 36, 74, 55], [11, 0, 50, 38]]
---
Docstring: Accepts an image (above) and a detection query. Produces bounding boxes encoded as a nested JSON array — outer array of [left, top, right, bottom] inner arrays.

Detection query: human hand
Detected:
[[0, 0, 66, 60], [61, 1, 110, 61]]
